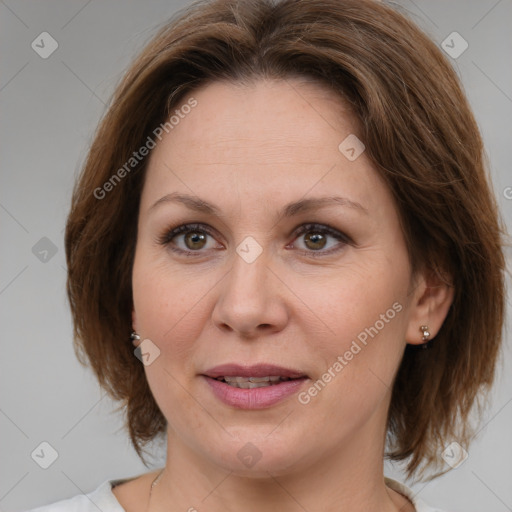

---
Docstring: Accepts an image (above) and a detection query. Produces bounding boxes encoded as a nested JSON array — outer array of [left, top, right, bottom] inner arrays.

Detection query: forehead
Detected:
[[141, 78, 387, 220], [153, 79, 359, 164]]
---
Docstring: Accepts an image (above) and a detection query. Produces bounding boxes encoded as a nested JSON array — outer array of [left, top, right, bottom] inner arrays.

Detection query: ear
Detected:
[[405, 267, 454, 345], [131, 309, 142, 347]]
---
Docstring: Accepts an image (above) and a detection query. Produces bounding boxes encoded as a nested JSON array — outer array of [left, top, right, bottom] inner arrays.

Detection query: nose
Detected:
[[211, 249, 289, 338]]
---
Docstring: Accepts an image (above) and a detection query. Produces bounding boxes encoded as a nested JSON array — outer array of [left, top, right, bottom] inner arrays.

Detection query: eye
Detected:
[[157, 223, 222, 255], [157, 222, 352, 258], [289, 223, 351, 256]]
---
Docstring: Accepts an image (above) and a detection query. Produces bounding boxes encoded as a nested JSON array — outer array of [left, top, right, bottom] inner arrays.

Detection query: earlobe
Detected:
[[130, 309, 140, 346], [405, 269, 455, 345]]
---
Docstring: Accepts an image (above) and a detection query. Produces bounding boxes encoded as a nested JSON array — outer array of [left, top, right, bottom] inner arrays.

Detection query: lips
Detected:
[[201, 363, 309, 409], [202, 363, 307, 380]]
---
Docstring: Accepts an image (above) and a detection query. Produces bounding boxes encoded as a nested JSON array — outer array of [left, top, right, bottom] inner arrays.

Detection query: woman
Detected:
[[28, 0, 506, 510]]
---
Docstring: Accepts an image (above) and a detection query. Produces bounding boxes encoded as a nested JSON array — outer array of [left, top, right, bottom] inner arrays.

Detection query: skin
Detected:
[[114, 78, 454, 511]]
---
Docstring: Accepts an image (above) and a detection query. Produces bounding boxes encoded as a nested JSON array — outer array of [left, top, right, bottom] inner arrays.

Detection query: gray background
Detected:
[[1, 1, 511, 510]]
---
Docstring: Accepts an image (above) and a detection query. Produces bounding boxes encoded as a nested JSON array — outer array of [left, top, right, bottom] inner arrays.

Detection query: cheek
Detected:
[[132, 259, 215, 431], [132, 250, 212, 339], [292, 257, 409, 402], [295, 257, 407, 342]]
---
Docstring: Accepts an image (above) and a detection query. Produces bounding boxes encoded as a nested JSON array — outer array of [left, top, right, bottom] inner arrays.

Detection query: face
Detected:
[[132, 78, 421, 476]]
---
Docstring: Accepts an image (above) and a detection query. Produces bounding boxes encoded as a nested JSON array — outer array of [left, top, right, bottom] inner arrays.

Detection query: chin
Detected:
[[201, 430, 312, 477]]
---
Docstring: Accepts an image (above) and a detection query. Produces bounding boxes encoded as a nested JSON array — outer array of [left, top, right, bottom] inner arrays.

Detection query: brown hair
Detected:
[[65, 0, 506, 479]]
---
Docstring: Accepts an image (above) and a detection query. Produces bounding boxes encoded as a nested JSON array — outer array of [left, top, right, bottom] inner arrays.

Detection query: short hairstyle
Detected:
[[65, 0, 506, 479]]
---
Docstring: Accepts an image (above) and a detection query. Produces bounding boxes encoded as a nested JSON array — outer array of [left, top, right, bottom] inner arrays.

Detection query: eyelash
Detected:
[[157, 222, 353, 259]]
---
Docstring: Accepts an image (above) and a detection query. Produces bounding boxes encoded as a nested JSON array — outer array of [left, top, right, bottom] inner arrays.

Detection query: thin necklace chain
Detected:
[[147, 469, 165, 511]]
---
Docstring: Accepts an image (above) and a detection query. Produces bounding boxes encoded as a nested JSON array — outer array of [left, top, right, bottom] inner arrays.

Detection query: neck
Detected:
[[149, 416, 409, 512]]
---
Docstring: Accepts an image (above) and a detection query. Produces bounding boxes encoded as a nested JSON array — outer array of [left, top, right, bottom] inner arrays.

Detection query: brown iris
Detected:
[[304, 232, 327, 250], [184, 231, 207, 250]]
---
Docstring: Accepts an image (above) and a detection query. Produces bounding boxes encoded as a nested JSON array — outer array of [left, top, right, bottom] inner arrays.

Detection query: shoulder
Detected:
[[23, 479, 125, 512], [385, 477, 452, 512]]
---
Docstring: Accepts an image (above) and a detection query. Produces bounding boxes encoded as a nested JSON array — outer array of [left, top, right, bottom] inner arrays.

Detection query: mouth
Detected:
[[201, 363, 309, 409]]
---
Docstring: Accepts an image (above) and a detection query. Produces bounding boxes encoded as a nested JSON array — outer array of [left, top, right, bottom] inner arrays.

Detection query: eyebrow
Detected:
[[148, 192, 368, 218]]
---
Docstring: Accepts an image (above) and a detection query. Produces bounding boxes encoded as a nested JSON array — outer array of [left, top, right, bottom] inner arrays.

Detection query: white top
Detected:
[[24, 476, 449, 512]]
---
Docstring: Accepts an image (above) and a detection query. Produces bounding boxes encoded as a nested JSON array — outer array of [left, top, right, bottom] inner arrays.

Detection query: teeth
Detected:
[[218, 376, 293, 388], [223, 376, 281, 383], [238, 381, 273, 389], [248, 376, 271, 383]]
